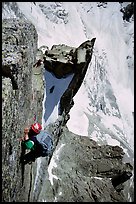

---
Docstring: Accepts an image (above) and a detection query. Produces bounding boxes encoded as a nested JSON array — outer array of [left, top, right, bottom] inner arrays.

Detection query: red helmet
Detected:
[[31, 123, 42, 134]]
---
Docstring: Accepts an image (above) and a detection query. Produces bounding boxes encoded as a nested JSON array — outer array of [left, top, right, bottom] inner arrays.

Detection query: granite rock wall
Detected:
[[2, 18, 44, 202]]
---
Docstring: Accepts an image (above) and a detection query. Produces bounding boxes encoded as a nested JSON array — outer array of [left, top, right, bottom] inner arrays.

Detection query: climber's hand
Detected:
[[24, 128, 29, 134]]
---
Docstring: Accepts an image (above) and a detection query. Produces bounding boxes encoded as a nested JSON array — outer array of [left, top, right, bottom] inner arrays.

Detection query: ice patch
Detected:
[[123, 148, 130, 158], [92, 176, 102, 180], [59, 191, 62, 196], [48, 143, 65, 185], [42, 199, 47, 202], [67, 111, 89, 136], [34, 158, 42, 192], [104, 133, 120, 146]]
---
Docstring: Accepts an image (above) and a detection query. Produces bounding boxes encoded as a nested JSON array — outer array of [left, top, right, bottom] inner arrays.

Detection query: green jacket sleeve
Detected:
[[22, 140, 35, 150]]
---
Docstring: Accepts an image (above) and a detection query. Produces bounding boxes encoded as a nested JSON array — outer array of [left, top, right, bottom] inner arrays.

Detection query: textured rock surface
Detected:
[[30, 122, 133, 202], [42, 39, 95, 79], [43, 44, 76, 78], [2, 18, 44, 202]]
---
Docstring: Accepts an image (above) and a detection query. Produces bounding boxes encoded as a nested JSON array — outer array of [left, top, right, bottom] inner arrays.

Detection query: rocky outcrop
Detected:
[[2, 18, 44, 202], [41, 39, 95, 79], [43, 44, 76, 78], [38, 38, 96, 114], [120, 2, 134, 21], [59, 39, 96, 114]]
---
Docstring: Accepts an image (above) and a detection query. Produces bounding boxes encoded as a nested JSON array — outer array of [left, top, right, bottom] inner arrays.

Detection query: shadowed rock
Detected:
[[59, 38, 96, 114], [112, 171, 132, 187], [2, 64, 18, 90]]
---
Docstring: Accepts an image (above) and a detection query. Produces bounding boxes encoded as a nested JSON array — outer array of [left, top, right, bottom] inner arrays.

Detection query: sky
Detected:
[[3, 2, 134, 200]]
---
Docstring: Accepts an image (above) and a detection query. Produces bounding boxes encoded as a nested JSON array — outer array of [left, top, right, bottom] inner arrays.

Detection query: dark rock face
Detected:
[[43, 44, 75, 78], [60, 38, 96, 115], [2, 18, 44, 202], [112, 170, 132, 189], [120, 2, 134, 22], [2, 64, 18, 90]]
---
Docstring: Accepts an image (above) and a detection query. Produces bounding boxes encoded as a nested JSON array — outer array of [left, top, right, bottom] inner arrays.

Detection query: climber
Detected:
[[20, 122, 53, 164]]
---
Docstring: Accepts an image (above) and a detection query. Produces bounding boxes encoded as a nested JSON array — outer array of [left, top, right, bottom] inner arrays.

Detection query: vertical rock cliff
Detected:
[[2, 18, 44, 202]]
